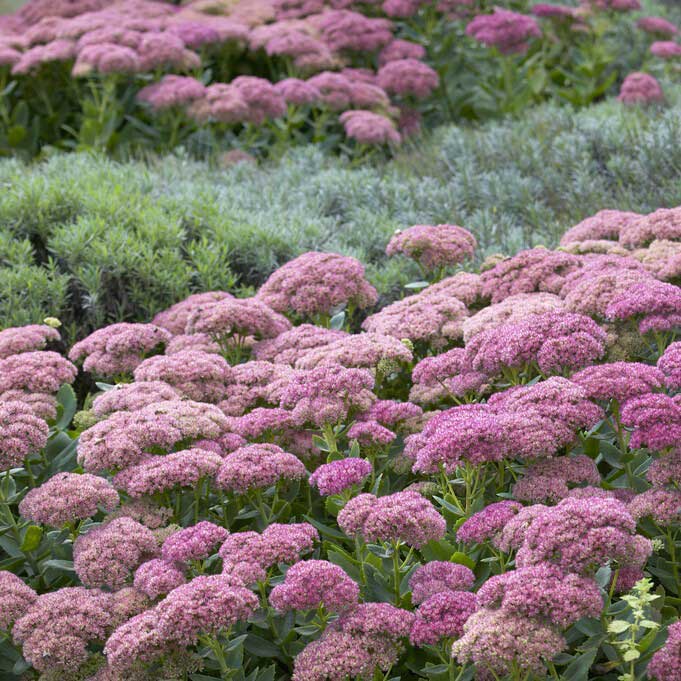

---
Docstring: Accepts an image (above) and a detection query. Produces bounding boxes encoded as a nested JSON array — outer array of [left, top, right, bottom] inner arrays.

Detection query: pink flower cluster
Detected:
[[466, 8, 542, 54]]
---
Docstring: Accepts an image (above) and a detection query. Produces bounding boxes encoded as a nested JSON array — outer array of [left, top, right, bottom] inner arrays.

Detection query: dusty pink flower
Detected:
[[571, 362, 665, 403], [477, 563, 602, 627], [377, 58, 439, 99], [91, 381, 181, 417], [152, 292, 233, 335], [0, 571, 37, 631], [481, 248, 581, 303], [186, 297, 291, 343], [317, 10, 393, 52], [295, 332, 412, 370], [14, 587, 112, 673], [137, 74, 206, 111], [133, 350, 232, 403], [309, 458, 372, 495], [69, 323, 171, 377], [648, 621, 681, 681], [340, 109, 401, 145], [409, 561, 476, 604], [0, 400, 49, 470], [532, 3, 576, 19], [659, 342, 681, 389], [379, 38, 426, 65], [629, 487, 681, 526], [218, 360, 295, 415], [606, 280, 681, 334], [113, 448, 224, 497], [74, 517, 158, 589], [133, 559, 186, 600], [410, 591, 478, 645], [637, 16, 677, 37], [386, 224, 476, 272], [19, 472, 119, 527], [0, 324, 60, 359], [618, 72, 664, 105], [452, 608, 565, 678], [279, 364, 375, 427], [466, 9, 541, 54], [12, 39, 76, 74], [162, 521, 229, 562], [651, 41, 681, 59], [560, 209, 642, 246], [0, 351, 76, 394], [216, 443, 306, 493], [104, 609, 168, 672], [258, 252, 378, 318], [253, 325, 348, 365], [457, 501, 523, 545], [232, 75, 287, 123], [619, 207, 681, 248], [515, 497, 651, 575], [269, 559, 359, 612], [338, 490, 445, 547], [78, 400, 228, 472], [274, 77, 321, 105], [156, 574, 258, 645], [72, 42, 140, 76]]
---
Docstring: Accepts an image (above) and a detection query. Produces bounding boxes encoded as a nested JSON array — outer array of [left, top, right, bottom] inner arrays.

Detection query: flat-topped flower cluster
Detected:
[[0, 210, 679, 680]]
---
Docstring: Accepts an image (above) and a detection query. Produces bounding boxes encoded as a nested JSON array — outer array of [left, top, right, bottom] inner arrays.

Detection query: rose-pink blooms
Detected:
[[532, 3, 576, 19], [279, 363, 375, 427], [637, 16, 677, 37], [379, 38, 426, 65], [152, 291, 233, 335], [162, 521, 229, 562], [619, 206, 681, 248], [659, 342, 681, 389], [73, 517, 158, 589], [295, 332, 412, 370], [386, 224, 476, 271], [0, 350, 76, 394], [13, 587, 112, 673], [215, 443, 306, 493], [186, 296, 291, 342], [629, 487, 681, 526], [409, 561, 475, 604], [12, 39, 76, 74], [648, 621, 681, 681], [232, 75, 287, 124], [409, 591, 478, 646], [155, 574, 258, 645], [77, 400, 229, 472], [466, 9, 542, 54], [71, 42, 140, 76], [377, 58, 439, 99], [113, 448, 225, 497], [515, 497, 651, 575], [309, 458, 372, 495], [651, 41, 681, 59], [269, 559, 359, 613], [481, 248, 581, 303], [457, 501, 523, 545], [463, 311, 607, 377], [274, 77, 321, 105], [606, 280, 681, 334], [452, 608, 566, 678], [571, 362, 665, 404], [317, 10, 393, 52], [91, 380, 181, 417], [0, 324, 60, 359], [0, 571, 37, 631], [69, 322, 171, 377], [477, 563, 603, 627], [618, 72, 664, 105], [338, 490, 446, 547], [104, 608, 168, 672], [218, 360, 295, 415], [257, 251, 378, 318], [134, 559, 186, 600], [560, 209, 642, 246], [133, 350, 232, 403], [137, 75, 206, 111], [19, 472, 119, 527], [340, 110, 401, 146], [253, 324, 348, 365], [0, 400, 49, 471]]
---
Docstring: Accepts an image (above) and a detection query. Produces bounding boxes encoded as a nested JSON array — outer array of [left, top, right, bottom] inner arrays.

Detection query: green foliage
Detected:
[[0, 91, 681, 336]]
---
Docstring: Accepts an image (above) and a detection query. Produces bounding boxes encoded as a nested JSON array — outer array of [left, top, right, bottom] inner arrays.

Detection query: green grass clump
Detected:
[[2, 91, 680, 336]]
